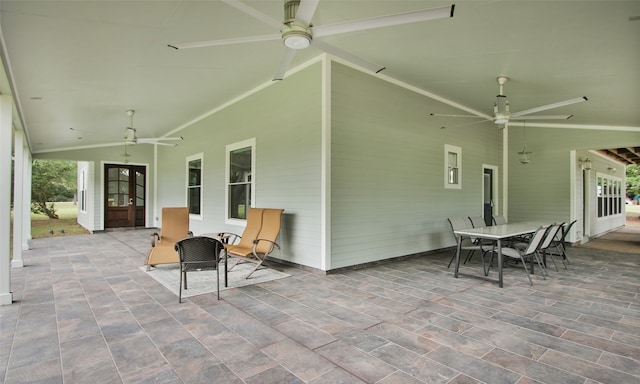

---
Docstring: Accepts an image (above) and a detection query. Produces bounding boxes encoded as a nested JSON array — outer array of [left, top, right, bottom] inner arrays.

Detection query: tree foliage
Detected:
[[627, 164, 640, 198], [32, 160, 77, 219]]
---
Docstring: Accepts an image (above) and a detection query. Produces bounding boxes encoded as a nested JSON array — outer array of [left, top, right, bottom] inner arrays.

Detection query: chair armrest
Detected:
[[151, 232, 160, 247], [217, 232, 241, 245], [252, 238, 280, 256]]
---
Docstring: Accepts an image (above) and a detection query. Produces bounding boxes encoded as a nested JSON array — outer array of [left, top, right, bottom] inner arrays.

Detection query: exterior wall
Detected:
[[330, 63, 503, 269], [34, 145, 155, 231], [155, 64, 325, 270], [508, 126, 637, 241]]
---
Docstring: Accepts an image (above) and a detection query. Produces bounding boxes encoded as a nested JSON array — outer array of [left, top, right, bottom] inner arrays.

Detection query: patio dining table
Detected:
[[453, 222, 547, 287]]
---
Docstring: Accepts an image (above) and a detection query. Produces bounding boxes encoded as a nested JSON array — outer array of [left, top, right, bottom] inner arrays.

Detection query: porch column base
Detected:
[[0, 292, 12, 305]]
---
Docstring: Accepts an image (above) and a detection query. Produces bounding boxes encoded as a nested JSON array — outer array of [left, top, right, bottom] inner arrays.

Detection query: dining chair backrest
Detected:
[[492, 215, 507, 225], [523, 226, 552, 256], [468, 216, 486, 228], [448, 217, 469, 233], [539, 223, 564, 250], [560, 219, 577, 243]]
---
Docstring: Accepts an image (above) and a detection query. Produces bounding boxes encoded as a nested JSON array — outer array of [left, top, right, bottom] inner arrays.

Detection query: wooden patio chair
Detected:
[[145, 207, 191, 270], [220, 208, 284, 279]]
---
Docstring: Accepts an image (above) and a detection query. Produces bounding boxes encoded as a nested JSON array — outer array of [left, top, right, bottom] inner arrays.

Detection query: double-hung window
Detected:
[[187, 153, 203, 218], [226, 138, 255, 223], [445, 144, 462, 189]]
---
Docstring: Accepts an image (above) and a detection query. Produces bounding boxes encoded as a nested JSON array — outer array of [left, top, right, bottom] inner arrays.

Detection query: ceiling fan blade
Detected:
[[430, 113, 487, 119], [135, 140, 180, 147], [512, 115, 574, 120], [312, 4, 454, 37], [273, 47, 296, 81], [295, 0, 320, 26], [312, 40, 385, 74], [137, 137, 183, 143], [168, 34, 280, 50], [220, 0, 287, 30], [511, 96, 588, 117]]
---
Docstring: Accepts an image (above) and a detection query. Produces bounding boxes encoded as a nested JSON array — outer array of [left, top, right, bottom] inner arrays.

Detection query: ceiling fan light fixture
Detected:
[[282, 26, 311, 49], [494, 116, 509, 125]]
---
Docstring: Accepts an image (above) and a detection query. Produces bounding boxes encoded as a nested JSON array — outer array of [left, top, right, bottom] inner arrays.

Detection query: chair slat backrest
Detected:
[[255, 209, 284, 254], [539, 223, 564, 250], [468, 216, 486, 228], [493, 215, 507, 225], [161, 207, 190, 244], [237, 208, 264, 248], [448, 217, 469, 232], [560, 220, 578, 242], [523, 226, 552, 256]]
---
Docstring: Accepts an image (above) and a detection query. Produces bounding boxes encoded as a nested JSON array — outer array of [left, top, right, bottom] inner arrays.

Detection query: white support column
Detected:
[[502, 126, 509, 219], [11, 129, 24, 268], [0, 95, 13, 305], [22, 150, 32, 250]]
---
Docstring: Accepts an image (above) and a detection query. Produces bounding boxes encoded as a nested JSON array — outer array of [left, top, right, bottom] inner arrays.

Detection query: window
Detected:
[[79, 168, 87, 212], [226, 138, 255, 222], [186, 153, 203, 217], [444, 144, 462, 189], [597, 173, 623, 218]]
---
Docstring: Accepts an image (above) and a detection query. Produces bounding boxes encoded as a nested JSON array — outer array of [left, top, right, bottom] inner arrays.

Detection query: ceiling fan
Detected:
[[123, 109, 183, 147], [431, 76, 588, 129], [168, 0, 455, 80]]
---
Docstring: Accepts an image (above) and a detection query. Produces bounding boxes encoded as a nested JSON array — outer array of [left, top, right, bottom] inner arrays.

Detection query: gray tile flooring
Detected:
[[1, 229, 639, 383]]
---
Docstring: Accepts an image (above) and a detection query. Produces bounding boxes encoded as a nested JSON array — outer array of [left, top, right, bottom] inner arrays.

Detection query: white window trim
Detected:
[[596, 172, 623, 220], [444, 144, 462, 189], [225, 138, 256, 226], [186, 153, 204, 220]]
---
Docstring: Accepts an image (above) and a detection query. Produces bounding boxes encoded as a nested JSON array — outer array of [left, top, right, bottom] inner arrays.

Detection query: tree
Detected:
[[31, 160, 77, 219], [627, 164, 640, 198]]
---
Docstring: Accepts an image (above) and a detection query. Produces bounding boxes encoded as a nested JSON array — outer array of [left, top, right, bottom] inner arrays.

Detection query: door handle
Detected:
[[129, 198, 134, 205]]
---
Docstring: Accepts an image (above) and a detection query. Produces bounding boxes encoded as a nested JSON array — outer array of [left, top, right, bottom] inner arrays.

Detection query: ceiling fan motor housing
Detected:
[[282, 0, 311, 49], [284, 0, 300, 25], [494, 95, 510, 124]]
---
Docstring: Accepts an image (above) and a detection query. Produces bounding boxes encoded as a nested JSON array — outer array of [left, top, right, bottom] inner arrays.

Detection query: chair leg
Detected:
[[546, 249, 559, 272], [533, 252, 547, 279], [447, 250, 456, 268], [560, 242, 571, 264], [227, 256, 243, 271], [179, 267, 183, 303], [519, 256, 534, 285], [463, 250, 475, 264]]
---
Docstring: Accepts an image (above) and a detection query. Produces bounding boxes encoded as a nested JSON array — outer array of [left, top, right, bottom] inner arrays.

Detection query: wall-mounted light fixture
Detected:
[[579, 157, 592, 170], [608, 166, 617, 173], [518, 123, 532, 164]]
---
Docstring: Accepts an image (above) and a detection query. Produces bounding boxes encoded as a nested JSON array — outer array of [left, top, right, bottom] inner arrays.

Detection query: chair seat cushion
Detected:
[[148, 243, 179, 264], [226, 244, 254, 258], [500, 248, 522, 259]]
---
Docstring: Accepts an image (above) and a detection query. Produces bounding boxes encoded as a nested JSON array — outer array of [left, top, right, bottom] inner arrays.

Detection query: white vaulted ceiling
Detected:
[[1, 0, 639, 154]]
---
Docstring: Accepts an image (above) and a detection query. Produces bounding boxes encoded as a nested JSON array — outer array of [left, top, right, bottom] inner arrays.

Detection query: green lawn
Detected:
[[30, 202, 90, 238]]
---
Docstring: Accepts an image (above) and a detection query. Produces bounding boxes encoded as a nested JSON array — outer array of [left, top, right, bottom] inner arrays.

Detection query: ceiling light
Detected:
[[494, 116, 509, 125], [282, 26, 311, 49], [518, 124, 532, 164]]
